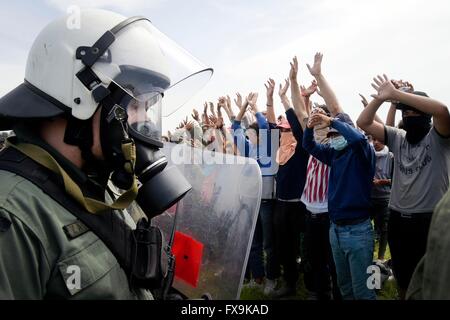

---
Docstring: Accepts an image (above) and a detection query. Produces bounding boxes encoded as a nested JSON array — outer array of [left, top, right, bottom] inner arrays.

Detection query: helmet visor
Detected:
[[126, 92, 163, 143], [91, 19, 212, 116]]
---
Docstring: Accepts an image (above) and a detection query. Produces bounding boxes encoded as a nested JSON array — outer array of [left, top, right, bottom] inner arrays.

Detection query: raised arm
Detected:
[[370, 74, 450, 137], [307, 52, 343, 116], [218, 96, 231, 123], [209, 102, 216, 118], [278, 78, 291, 112], [301, 81, 317, 115], [356, 97, 386, 143], [385, 79, 414, 126], [234, 93, 249, 122], [202, 102, 210, 126], [385, 103, 397, 127], [225, 95, 236, 121], [264, 78, 277, 124], [289, 56, 308, 124], [302, 117, 334, 165], [231, 97, 251, 157], [311, 112, 365, 146], [359, 93, 384, 124], [247, 92, 269, 130]]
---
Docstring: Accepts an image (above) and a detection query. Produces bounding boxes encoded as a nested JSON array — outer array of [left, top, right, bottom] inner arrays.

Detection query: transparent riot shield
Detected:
[[151, 143, 262, 300]]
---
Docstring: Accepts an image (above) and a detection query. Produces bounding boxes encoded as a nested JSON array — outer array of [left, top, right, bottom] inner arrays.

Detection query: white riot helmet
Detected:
[[0, 9, 213, 217], [0, 9, 211, 136]]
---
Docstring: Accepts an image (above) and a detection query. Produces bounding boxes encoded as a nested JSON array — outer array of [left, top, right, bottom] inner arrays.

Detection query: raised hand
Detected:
[[359, 94, 369, 107], [209, 102, 216, 117], [235, 92, 250, 122], [371, 74, 397, 102], [222, 94, 236, 119], [278, 78, 290, 99], [191, 108, 200, 121], [185, 121, 194, 131], [202, 103, 210, 125], [247, 92, 259, 114], [208, 114, 217, 122], [300, 80, 318, 97], [403, 81, 414, 92], [306, 52, 323, 77], [264, 78, 276, 98], [311, 105, 326, 116], [215, 116, 224, 129], [234, 93, 243, 109], [289, 56, 299, 81], [247, 92, 258, 107], [307, 112, 331, 129], [392, 79, 414, 93], [217, 96, 226, 114], [226, 95, 232, 109]]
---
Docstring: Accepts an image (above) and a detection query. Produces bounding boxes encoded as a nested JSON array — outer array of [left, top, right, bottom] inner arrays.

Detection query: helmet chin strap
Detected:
[[97, 83, 141, 190]]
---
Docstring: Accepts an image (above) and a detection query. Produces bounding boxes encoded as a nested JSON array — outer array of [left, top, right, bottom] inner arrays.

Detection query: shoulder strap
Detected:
[[0, 146, 133, 273], [4, 139, 138, 214]]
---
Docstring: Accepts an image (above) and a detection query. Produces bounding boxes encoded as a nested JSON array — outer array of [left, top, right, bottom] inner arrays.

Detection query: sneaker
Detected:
[[273, 285, 296, 299], [264, 279, 278, 296]]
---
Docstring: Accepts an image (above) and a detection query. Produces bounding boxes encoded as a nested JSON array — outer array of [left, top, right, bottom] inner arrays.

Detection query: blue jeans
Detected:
[[329, 218, 376, 300]]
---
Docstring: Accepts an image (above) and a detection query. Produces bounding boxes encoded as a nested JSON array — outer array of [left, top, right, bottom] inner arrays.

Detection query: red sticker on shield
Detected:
[[172, 231, 204, 287]]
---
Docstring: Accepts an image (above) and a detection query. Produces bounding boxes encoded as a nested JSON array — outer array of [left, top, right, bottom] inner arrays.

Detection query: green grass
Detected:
[[240, 240, 399, 300]]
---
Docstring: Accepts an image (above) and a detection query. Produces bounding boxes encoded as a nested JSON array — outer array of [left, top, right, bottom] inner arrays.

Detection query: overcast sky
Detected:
[[1, 0, 450, 131]]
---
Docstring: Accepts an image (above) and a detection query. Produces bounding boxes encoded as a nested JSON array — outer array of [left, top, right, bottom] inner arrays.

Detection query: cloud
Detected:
[[163, 0, 450, 130], [2, 0, 450, 132], [0, 64, 26, 95]]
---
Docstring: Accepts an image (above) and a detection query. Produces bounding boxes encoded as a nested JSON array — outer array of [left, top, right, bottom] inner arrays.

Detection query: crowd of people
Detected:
[[165, 52, 450, 300]]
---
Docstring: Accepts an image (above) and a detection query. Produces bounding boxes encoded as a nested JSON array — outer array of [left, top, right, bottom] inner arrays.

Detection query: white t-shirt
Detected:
[[301, 156, 330, 213]]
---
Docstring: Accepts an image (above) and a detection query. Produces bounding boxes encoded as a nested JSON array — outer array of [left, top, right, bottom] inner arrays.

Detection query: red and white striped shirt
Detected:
[[301, 156, 330, 213]]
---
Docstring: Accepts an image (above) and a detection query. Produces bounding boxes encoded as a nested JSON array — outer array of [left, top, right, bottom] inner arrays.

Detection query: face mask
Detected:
[[330, 136, 348, 151], [402, 116, 431, 144]]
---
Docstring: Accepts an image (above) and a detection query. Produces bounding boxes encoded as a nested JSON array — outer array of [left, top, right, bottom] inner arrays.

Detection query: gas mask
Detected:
[[99, 80, 192, 219]]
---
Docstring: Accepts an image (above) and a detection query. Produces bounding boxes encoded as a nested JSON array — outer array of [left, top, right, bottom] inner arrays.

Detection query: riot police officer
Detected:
[[0, 9, 211, 299]]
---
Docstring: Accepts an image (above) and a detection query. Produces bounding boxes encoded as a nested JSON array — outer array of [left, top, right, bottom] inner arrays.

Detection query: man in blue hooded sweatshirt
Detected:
[[302, 111, 376, 300]]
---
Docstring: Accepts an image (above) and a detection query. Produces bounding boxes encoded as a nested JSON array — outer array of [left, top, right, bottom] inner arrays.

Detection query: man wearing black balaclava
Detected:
[[397, 92, 432, 145], [357, 74, 450, 299]]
